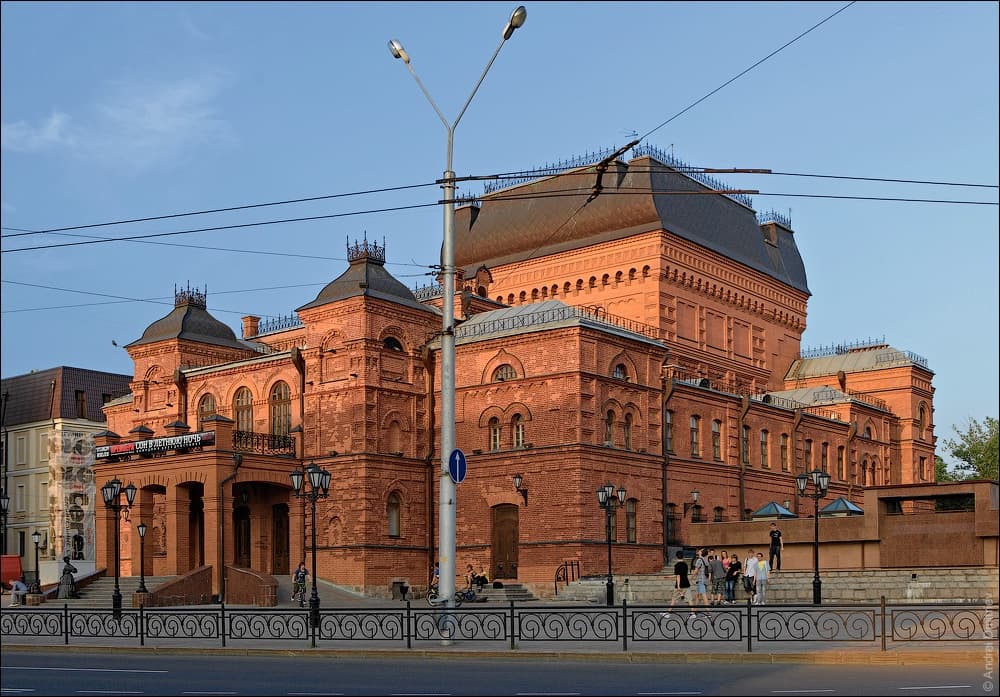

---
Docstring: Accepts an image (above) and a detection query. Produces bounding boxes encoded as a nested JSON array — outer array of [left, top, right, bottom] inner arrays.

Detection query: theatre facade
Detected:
[[94, 146, 937, 599]]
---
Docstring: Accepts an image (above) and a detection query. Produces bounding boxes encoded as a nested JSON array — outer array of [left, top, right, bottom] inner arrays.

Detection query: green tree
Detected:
[[934, 455, 956, 482], [942, 416, 999, 480]]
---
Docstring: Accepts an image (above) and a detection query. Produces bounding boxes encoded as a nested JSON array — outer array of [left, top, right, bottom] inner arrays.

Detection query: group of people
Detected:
[[7, 555, 80, 607], [427, 561, 490, 592], [663, 523, 783, 616]]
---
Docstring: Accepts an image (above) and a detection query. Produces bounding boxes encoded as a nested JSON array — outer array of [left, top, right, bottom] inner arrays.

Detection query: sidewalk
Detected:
[[2, 579, 995, 666]]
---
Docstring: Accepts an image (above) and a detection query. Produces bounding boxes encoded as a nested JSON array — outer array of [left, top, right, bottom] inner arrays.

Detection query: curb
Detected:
[[1, 643, 993, 666]]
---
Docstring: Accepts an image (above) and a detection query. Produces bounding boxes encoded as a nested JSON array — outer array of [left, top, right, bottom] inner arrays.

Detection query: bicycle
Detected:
[[291, 581, 306, 607], [426, 586, 477, 607]]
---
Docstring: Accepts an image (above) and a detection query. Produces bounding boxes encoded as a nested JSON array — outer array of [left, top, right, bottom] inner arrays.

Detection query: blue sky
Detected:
[[2, 2, 997, 466]]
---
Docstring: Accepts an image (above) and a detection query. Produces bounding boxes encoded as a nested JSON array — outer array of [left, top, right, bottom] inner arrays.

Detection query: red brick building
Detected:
[[95, 147, 936, 599]]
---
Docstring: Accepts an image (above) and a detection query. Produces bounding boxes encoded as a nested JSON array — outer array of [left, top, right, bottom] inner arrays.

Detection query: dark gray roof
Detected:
[[454, 153, 809, 295], [128, 287, 247, 351], [297, 241, 438, 315], [1, 366, 133, 425]]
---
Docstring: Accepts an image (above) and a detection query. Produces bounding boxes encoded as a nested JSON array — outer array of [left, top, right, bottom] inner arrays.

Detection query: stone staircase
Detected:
[[472, 582, 539, 604], [553, 567, 999, 605], [45, 576, 175, 607]]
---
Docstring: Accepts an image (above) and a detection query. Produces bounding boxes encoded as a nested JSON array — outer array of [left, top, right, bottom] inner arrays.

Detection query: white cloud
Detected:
[[1, 73, 233, 173], [1, 111, 76, 151]]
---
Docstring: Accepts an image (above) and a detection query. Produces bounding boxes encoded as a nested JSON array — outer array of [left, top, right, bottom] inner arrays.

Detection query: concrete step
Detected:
[[50, 576, 175, 605]]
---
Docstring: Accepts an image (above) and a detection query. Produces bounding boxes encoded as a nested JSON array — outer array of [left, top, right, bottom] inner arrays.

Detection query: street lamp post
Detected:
[[795, 468, 831, 605], [101, 477, 137, 618], [290, 462, 330, 638], [136, 522, 149, 594], [29, 530, 41, 594], [388, 5, 527, 611], [596, 482, 627, 607], [1, 489, 9, 556]]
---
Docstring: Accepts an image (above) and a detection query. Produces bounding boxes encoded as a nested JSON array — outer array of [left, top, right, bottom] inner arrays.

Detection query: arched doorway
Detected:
[[233, 507, 251, 568], [491, 504, 519, 580], [271, 503, 289, 574]]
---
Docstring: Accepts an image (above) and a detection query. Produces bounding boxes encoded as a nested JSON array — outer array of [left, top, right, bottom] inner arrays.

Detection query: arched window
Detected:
[[519, 291, 526, 303], [387, 492, 401, 538], [864, 425, 873, 440], [507, 294, 515, 305], [712, 420, 722, 460], [804, 438, 813, 469], [741, 425, 751, 465], [589, 277, 597, 289], [512, 414, 525, 448], [690, 415, 701, 457], [713, 506, 725, 523], [233, 387, 253, 432], [383, 337, 404, 352], [601, 274, 610, 286], [489, 417, 501, 452], [780, 433, 790, 471], [760, 430, 770, 468], [837, 445, 846, 480], [665, 410, 674, 453], [197, 394, 216, 431], [821, 442, 829, 471], [917, 405, 927, 441], [531, 288, 539, 300], [492, 364, 517, 382], [626, 499, 637, 543], [615, 271, 623, 284], [269, 381, 291, 436], [623, 413, 633, 450], [612, 363, 627, 380], [604, 410, 615, 445]]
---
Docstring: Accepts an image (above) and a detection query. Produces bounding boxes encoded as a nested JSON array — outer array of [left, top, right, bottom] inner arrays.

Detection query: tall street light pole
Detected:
[[101, 477, 137, 619], [795, 468, 830, 605], [30, 530, 41, 594], [0, 489, 9, 556], [290, 462, 330, 644], [136, 522, 149, 594], [596, 481, 627, 607], [388, 5, 527, 612]]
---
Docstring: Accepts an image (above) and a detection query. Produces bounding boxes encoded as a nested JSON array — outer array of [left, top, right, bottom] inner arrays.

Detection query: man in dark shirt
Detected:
[[768, 522, 784, 571], [662, 550, 695, 617]]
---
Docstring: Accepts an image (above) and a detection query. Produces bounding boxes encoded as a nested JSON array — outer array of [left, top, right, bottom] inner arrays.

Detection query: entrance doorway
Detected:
[[234, 507, 251, 568], [272, 504, 289, 574], [491, 504, 519, 579]]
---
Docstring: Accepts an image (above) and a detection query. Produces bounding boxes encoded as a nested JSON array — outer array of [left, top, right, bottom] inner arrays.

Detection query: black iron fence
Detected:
[[2, 599, 995, 652]]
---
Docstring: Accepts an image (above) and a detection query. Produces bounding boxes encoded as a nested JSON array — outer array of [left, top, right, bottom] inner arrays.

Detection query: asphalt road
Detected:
[[1, 649, 996, 696]]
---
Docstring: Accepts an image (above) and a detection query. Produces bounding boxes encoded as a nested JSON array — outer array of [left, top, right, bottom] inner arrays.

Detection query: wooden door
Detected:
[[271, 504, 289, 574], [491, 504, 519, 579]]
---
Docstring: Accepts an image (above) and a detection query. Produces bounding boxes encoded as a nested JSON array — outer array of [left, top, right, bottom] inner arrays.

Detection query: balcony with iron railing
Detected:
[[232, 431, 295, 457]]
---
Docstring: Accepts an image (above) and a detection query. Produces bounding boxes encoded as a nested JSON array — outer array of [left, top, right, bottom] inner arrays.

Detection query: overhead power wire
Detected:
[[0, 181, 439, 239], [640, 1, 856, 141]]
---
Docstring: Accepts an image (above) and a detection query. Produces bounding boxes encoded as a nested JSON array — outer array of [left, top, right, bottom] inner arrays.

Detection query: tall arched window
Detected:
[[712, 420, 722, 460], [760, 430, 770, 468], [489, 417, 501, 451], [690, 415, 701, 457], [387, 492, 401, 537], [512, 414, 525, 448], [626, 499, 637, 543], [233, 387, 253, 432], [917, 405, 927, 441], [269, 381, 291, 436], [197, 394, 216, 431], [623, 413, 633, 450], [387, 420, 403, 454], [604, 410, 615, 445]]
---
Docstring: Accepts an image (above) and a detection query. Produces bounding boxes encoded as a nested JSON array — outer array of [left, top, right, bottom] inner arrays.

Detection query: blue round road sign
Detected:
[[448, 449, 467, 484]]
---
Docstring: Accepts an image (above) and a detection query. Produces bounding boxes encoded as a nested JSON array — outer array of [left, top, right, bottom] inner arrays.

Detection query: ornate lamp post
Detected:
[[1, 488, 9, 555], [290, 462, 330, 635], [596, 481, 627, 607], [388, 5, 526, 610], [795, 468, 831, 605], [29, 530, 41, 594], [101, 477, 137, 618], [136, 522, 149, 594]]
